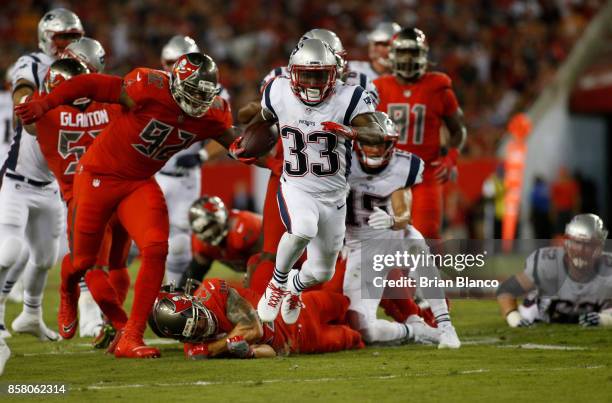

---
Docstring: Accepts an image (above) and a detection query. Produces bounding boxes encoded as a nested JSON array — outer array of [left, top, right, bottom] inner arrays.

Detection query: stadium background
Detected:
[[2, 0, 609, 242]]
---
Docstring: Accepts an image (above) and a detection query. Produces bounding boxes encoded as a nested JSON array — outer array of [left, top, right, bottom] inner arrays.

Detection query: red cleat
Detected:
[[58, 289, 79, 339], [106, 328, 124, 355], [114, 333, 160, 359]]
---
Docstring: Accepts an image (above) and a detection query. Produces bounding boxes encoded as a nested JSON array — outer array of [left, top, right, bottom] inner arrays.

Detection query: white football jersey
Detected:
[[262, 76, 374, 197], [523, 246, 612, 310], [0, 91, 12, 167], [4, 52, 56, 182], [348, 60, 381, 81], [345, 149, 424, 244]]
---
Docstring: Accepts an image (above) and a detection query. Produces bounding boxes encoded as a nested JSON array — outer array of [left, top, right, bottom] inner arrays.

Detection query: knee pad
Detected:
[[0, 236, 28, 268], [167, 233, 191, 261], [310, 266, 335, 283]]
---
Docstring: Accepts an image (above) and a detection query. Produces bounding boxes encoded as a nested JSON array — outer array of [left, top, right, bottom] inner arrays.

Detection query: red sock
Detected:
[[84, 269, 128, 330], [249, 258, 275, 296], [124, 255, 165, 339], [109, 267, 130, 305]]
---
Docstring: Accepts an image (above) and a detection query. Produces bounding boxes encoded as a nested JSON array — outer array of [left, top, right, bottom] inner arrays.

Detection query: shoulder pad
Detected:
[[424, 72, 452, 90]]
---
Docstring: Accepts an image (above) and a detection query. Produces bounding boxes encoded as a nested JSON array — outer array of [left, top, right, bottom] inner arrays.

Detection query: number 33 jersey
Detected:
[[261, 76, 374, 196], [81, 68, 233, 180], [374, 72, 459, 169]]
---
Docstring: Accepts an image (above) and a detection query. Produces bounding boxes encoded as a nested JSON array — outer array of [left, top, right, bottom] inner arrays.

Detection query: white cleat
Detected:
[[0, 324, 11, 339], [78, 290, 103, 337], [438, 323, 461, 349], [281, 270, 303, 325], [0, 338, 10, 376], [405, 315, 441, 345], [11, 311, 60, 341], [257, 281, 287, 322]]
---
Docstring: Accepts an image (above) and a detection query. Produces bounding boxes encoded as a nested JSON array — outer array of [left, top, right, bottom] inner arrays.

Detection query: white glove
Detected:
[[506, 310, 533, 328], [367, 207, 394, 230]]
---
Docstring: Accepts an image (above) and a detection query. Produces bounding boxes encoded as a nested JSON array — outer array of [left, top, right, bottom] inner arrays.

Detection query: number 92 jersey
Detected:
[[345, 149, 424, 245], [262, 76, 374, 196]]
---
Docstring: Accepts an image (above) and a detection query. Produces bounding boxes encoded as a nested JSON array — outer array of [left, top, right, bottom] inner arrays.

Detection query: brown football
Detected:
[[239, 120, 279, 158]]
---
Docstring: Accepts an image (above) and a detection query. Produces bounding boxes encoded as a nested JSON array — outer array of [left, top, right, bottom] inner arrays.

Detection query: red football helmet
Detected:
[[43, 58, 89, 94]]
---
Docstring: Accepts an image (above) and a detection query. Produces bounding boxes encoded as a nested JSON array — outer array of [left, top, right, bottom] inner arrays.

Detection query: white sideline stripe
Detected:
[[85, 366, 606, 390], [461, 337, 501, 346], [23, 350, 97, 357], [75, 339, 179, 348], [498, 343, 588, 351]]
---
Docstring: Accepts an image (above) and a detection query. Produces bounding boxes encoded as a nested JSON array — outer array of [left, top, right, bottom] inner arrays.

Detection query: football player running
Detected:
[[348, 22, 402, 81], [25, 55, 131, 346], [149, 279, 363, 358], [0, 8, 84, 341], [497, 214, 612, 328], [231, 38, 386, 325], [344, 112, 459, 348], [156, 36, 232, 286], [184, 196, 262, 283], [16, 52, 238, 358], [374, 28, 467, 239]]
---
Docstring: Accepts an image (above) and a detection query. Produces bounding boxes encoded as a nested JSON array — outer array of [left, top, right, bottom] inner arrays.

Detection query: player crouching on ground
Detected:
[[180, 196, 262, 286], [497, 214, 612, 327], [149, 279, 363, 358]]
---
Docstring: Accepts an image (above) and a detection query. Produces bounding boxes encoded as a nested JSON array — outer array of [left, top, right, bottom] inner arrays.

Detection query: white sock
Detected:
[[362, 320, 408, 343], [22, 261, 49, 316], [272, 233, 309, 285], [428, 298, 451, 326], [0, 295, 6, 327]]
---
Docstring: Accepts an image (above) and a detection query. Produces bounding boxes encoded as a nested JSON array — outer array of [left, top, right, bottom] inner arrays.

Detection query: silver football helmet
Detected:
[[149, 293, 217, 342], [161, 35, 201, 72], [301, 28, 347, 79], [564, 214, 608, 270], [390, 27, 429, 80], [43, 58, 89, 94], [355, 111, 398, 169], [367, 22, 401, 68], [189, 196, 229, 245], [288, 38, 338, 105], [38, 8, 84, 57], [62, 37, 105, 73]]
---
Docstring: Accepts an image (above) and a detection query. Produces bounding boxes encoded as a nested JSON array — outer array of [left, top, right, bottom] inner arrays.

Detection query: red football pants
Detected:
[[296, 291, 364, 353], [70, 169, 169, 339], [411, 180, 443, 239]]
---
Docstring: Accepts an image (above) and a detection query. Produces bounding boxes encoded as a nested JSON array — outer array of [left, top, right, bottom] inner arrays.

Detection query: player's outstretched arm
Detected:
[[322, 112, 386, 145], [15, 74, 127, 124], [367, 188, 413, 231], [432, 109, 467, 183], [496, 273, 535, 327]]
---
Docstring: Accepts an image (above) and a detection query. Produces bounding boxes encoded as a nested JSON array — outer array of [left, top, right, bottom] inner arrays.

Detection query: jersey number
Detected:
[[346, 190, 388, 227], [133, 119, 196, 161], [388, 103, 426, 145], [58, 129, 102, 175], [280, 127, 340, 177]]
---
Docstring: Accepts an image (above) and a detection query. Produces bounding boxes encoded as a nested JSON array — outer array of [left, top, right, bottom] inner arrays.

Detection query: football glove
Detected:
[[321, 121, 357, 140], [579, 312, 600, 327], [506, 310, 533, 328], [431, 148, 459, 184], [226, 335, 254, 358], [367, 207, 394, 230], [14, 97, 51, 124], [228, 136, 256, 164]]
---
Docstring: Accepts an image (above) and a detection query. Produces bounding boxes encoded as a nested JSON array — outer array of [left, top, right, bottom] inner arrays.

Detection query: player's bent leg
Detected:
[[165, 232, 191, 285], [0, 236, 29, 338], [84, 269, 127, 330], [410, 182, 443, 239]]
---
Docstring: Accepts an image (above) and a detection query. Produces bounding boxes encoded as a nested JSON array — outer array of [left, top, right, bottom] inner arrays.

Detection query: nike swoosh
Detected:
[[62, 321, 77, 333], [337, 204, 346, 210]]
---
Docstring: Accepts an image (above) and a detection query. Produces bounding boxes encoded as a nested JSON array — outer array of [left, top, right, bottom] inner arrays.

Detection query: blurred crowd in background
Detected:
[[0, 0, 603, 236]]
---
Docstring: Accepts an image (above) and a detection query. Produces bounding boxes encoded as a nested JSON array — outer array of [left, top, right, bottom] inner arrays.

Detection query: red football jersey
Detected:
[[33, 93, 121, 201], [80, 68, 232, 179], [192, 210, 262, 265], [374, 72, 459, 180]]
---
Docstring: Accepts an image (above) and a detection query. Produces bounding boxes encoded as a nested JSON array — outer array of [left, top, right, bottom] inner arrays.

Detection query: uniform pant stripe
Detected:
[[276, 186, 292, 234]]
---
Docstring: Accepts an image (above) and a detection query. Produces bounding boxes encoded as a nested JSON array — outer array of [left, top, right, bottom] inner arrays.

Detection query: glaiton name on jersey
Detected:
[[60, 109, 110, 128]]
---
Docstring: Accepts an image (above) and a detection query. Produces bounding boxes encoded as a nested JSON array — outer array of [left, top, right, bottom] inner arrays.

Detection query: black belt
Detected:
[[5, 172, 53, 187], [158, 171, 185, 178]]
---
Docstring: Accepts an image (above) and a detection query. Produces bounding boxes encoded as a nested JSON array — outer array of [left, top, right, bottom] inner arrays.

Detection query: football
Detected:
[[239, 120, 279, 158]]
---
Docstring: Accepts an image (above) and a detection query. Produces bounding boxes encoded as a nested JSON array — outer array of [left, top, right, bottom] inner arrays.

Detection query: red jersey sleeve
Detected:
[[429, 73, 459, 116], [123, 68, 168, 105]]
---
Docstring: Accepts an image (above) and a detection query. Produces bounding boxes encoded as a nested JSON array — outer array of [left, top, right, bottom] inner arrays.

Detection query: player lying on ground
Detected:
[[182, 196, 262, 285], [15, 52, 240, 358], [497, 213, 612, 327], [149, 279, 364, 358]]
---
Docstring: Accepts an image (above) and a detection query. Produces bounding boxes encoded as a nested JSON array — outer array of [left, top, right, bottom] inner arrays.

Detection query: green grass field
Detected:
[[1, 262, 610, 402]]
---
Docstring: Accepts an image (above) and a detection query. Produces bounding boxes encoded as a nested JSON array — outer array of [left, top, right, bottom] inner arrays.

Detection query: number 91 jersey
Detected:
[[261, 77, 374, 196], [345, 149, 424, 245]]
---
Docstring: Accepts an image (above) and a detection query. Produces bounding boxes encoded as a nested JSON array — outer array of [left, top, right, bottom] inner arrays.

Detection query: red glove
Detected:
[[228, 136, 256, 164], [184, 342, 211, 360], [431, 148, 459, 183], [263, 155, 283, 177], [14, 98, 53, 124], [226, 335, 255, 358], [321, 121, 357, 140]]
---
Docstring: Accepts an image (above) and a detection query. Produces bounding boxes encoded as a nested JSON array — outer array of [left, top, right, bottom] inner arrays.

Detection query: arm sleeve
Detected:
[[45, 73, 123, 109], [441, 87, 459, 116], [11, 56, 38, 88], [260, 78, 278, 120], [522, 249, 540, 285], [405, 155, 425, 187], [345, 86, 375, 125]]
